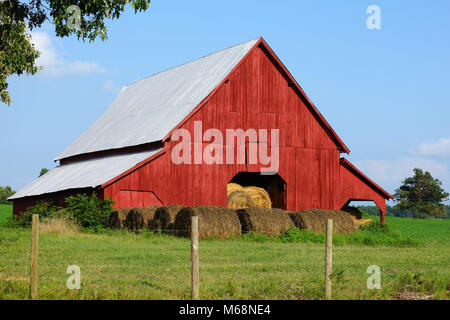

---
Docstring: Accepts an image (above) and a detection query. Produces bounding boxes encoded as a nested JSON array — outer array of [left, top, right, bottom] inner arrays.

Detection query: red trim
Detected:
[[100, 150, 166, 189], [340, 158, 393, 200]]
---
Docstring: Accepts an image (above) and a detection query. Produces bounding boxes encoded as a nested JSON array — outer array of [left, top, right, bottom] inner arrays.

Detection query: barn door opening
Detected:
[[229, 172, 286, 209]]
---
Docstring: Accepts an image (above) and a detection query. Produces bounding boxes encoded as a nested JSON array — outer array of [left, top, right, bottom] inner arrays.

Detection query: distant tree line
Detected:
[[0, 186, 15, 204], [358, 205, 450, 219]]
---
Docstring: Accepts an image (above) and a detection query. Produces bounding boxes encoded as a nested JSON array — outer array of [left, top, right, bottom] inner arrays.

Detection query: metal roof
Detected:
[[9, 150, 161, 200], [55, 39, 259, 161]]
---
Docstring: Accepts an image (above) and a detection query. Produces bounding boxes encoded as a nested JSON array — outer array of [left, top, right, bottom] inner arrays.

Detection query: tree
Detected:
[[39, 168, 49, 177], [1, 0, 151, 105], [0, 185, 16, 204], [394, 168, 449, 218]]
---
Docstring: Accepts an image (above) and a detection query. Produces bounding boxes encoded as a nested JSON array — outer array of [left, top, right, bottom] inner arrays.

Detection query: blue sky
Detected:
[[1, 0, 449, 204]]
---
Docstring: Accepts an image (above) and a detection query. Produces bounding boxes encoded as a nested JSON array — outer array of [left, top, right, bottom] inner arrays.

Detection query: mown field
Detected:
[[0, 204, 449, 300]]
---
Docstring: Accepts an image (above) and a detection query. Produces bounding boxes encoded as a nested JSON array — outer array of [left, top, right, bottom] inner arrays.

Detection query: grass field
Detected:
[[0, 205, 448, 300], [0, 204, 12, 224]]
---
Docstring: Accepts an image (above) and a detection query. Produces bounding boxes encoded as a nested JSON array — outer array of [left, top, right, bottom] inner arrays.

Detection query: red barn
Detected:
[[10, 38, 392, 223]]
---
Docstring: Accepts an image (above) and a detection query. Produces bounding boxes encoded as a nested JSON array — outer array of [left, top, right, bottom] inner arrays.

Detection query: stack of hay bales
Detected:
[[236, 208, 293, 236], [124, 206, 159, 232], [289, 209, 357, 234], [227, 183, 271, 209], [149, 205, 184, 233], [107, 208, 131, 229], [173, 206, 241, 239]]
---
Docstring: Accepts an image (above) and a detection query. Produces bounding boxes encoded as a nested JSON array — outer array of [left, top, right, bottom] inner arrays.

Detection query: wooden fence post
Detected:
[[191, 215, 199, 300], [325, 219, 333, 300], [30, 214, 39, 300]]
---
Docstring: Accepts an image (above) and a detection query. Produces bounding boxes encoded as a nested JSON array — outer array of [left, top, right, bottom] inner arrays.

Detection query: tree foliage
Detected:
[[39, 167, 49, 177], [394, 168, 449, 218], [1, 0, 151, 105], [0, 185, 15, 204]]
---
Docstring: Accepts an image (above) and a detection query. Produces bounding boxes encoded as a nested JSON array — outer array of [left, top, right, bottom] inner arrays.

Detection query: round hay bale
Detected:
[[289, 209, 357, 234], [150, 205, 184, 232], [227, 191, 255, 210], [148, 218, 163, 232], [107, 208, 130, 229], [242, 186, 272, 208], [341, 206, 363, 220], [173, 206, 241, 239], [227, 183, 244, 195], [124, 206, 159, 232], [236, 208, 293, 236]]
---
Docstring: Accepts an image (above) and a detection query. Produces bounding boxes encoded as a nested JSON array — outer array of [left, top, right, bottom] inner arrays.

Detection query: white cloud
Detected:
[[417, 138, 450, 157], [354, 157, 449, 191], [30, 31, 106, 76]]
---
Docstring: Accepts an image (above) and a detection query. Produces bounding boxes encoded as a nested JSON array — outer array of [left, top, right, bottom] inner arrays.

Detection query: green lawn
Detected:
[[0, 212, 448, 300], [0, 204, 12, 224]]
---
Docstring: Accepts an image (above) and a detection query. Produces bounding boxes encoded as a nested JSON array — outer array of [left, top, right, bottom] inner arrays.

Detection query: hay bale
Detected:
[[227, 183, 244, 194], [236, 208, 293, 236], [242, 186, 272, 208], [342, 206, 363, 219], [173, 206, 241, 239], [227, 191, 255, 210], [107, 208, 130, 229], [150, 205, 184, 232], [289, 209, 357, 234], [124, 206, 159, 232], [352, 217, 375, 229]]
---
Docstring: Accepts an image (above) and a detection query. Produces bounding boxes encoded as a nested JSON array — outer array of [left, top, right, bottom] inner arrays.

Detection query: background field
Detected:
[[0, 205, 448, 300]]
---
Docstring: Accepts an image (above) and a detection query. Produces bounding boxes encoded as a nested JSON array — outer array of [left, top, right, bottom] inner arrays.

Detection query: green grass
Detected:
[[0, 204, 12, 224], [0, 215, 448, 300]]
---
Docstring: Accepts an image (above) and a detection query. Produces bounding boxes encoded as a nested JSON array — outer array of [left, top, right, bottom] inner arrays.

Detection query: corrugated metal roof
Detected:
[[55, 39, 259, 161], [9, 150, 161, 200]]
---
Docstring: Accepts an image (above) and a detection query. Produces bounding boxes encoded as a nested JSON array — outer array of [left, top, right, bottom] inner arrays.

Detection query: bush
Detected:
[[6, 201, 61, 228], [65, 193, 114, 228]]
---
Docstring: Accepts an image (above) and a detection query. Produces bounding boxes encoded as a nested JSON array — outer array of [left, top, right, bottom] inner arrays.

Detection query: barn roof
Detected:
[[56, 37, 349, 162], [55, 39, 260, 161], [8, 150, 161, 200]]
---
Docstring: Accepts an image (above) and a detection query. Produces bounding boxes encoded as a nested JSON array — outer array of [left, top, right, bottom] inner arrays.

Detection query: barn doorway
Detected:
[[229, 172, 286, 209]]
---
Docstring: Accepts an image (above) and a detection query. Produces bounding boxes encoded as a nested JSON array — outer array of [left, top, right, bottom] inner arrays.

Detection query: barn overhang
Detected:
[[9, 149, 161, 201], [339, 158, 393, 224]]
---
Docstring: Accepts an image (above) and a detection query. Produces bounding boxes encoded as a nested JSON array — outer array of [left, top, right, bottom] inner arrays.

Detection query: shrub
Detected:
[[65, 193, 114, 228], [7, 201, 61, 228]]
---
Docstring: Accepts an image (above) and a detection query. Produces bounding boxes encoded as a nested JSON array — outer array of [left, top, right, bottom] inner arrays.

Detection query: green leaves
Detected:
[[394, 168, 449, 218], [1, 0, 152, 105], [0, 186, 16, 204], [65, 192, 115, 228]]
